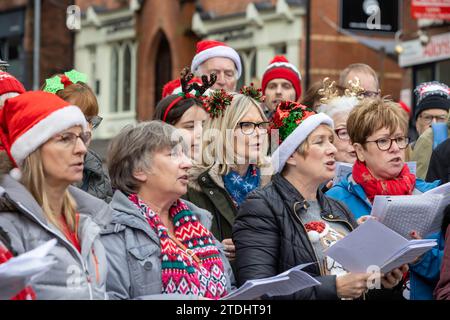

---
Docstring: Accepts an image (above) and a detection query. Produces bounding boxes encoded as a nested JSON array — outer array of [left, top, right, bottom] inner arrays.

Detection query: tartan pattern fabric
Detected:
[[128, 194, 228, 299]]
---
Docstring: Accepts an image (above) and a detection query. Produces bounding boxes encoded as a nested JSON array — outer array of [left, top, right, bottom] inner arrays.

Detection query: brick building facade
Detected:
[[0, 0, 75, 89]]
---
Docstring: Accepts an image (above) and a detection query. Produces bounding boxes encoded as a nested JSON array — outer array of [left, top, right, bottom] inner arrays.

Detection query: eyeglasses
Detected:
[[361, 90, 381, 98], [365, 136, 409, 151], [86, 115, 103, 130], [418, 114, 448, 125], [334, 128, 350, 141], [53, 131, 92, 148], [237, 121, 270, 135]]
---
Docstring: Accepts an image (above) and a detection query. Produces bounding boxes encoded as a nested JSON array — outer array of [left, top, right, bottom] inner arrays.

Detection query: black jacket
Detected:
[[233, 173, 358, 300], [426, 138, 450, 184]]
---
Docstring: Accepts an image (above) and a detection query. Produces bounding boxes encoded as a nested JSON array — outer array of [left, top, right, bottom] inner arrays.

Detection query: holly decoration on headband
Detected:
[[240, 83, 265, 102], [180, 66, 216, 98], [203, 89, 233, 118], [43, 69, 88, 94], [270, 101, 316, 143]]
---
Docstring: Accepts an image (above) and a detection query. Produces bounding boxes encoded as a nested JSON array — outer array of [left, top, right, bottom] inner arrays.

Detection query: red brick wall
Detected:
[[0, 0, 28, 11], [40, 0, 75, 83], [198, 0, 276, 16], [0, 0, 74, 89], [136, 0, 198, 121], [308, 0, 404, 100], [75, 0, 128, 12]]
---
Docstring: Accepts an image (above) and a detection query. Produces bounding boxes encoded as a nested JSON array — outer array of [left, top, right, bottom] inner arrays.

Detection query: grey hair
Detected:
[[107, 120, 184, 194], [317, 96, 359, 120]]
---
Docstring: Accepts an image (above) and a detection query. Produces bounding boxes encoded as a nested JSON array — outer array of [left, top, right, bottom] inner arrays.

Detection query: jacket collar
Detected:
[[189, 163, 272, 192], [272, 173, 354, 224]]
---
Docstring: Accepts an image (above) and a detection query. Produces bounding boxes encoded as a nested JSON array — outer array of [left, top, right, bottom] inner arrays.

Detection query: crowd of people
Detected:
[[0, 38, 450, 300]]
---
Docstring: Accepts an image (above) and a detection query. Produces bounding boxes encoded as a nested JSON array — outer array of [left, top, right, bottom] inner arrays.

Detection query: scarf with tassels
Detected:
[[128, 194, 228, 299], [352, 160, 416, 203]]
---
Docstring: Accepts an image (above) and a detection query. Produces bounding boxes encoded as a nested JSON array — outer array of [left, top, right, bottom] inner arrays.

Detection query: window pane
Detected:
[[436, 60, 450, 86], [111, 47, 119, 113], [123, 45, 131, 112]]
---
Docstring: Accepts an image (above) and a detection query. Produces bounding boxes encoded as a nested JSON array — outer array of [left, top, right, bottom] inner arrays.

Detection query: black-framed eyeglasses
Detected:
[[334, 128, 350, 141], [418, 114, 448, 125], [86, 115, 103, 130], [362, 89, 381, 98], [238, 121, 270, 135], [365, 136, 409, 151], [53, 131, 92, 148]]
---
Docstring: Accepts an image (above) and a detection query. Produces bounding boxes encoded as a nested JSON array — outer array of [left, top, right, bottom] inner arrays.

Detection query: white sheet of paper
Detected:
[[222, 263, 320, 300], [371, 182, 450, 239], [325, 219, 437, 274], [0, 239, 57, 300]]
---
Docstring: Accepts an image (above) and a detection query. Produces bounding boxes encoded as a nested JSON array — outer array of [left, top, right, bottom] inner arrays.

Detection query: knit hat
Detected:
[[414, 81, 450, 120], [0, 91, 87, 167], [191, 40, 242, 79], [270, 101, 333, 173], [0, 71, 25, 96], [261, 56, 302, 100]]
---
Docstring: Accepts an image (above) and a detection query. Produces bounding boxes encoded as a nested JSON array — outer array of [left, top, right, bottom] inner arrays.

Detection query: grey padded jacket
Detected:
[[100, 190, 235, 300], [0, 174, 112, 300]]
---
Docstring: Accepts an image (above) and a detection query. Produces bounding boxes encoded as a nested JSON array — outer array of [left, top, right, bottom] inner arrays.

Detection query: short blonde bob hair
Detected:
[[201, 93, 269, 175], [347, 97, 408, 147]]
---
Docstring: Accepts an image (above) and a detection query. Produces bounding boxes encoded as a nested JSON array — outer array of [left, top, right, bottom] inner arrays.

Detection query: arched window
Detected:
[[111, 46, 119, 113], [154, 32, 172, 105], [123, 44, 132, 112]]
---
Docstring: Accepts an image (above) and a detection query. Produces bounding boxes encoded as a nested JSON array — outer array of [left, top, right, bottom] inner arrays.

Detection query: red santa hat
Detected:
[[261, 55, 302, 100], [0, 91, 87, 167], [0, 71, 25, 96], [191, 40, 242, 78]]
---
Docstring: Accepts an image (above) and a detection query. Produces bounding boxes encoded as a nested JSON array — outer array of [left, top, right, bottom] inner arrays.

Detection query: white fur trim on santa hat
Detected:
[[10, 106, 87, 165], [271, 113, 334, 173], [191, 46, 242, 78], [264, 62, 302, 79]]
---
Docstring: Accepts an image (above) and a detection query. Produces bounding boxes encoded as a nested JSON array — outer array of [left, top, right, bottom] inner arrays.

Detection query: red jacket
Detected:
[[0, 244, 36, 300], [435, 224, 450, 300]]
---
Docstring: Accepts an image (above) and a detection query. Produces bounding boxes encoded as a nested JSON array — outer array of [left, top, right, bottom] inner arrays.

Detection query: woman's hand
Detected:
[[222, 238, 236, 261], [381, 264, 408, 289], [336, 273, 371, 299], [356, 215, 377, 225]]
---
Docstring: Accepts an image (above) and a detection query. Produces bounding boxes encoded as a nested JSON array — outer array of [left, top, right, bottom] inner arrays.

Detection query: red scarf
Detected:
[[352, 160, 416, 203]]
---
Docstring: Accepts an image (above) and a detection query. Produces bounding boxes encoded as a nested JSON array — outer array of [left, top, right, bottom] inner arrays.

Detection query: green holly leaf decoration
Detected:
[[64, 69, 88, 84], [43, 75, 65, 94]]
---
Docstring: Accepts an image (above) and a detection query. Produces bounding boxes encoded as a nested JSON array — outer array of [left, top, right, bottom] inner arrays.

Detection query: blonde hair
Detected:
[[201, 94, 269, 175], [21, 150, 77, 233]]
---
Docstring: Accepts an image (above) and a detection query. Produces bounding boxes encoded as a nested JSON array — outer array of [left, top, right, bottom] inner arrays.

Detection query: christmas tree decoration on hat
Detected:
[[270, 100, 334, 173], [270, 101, 316, 144], [43, 69, 88, 94]]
